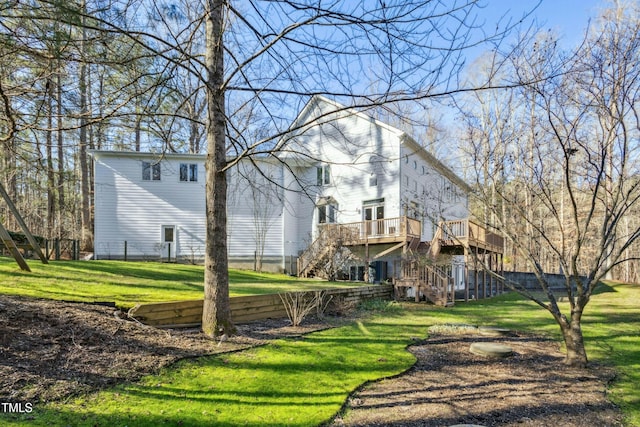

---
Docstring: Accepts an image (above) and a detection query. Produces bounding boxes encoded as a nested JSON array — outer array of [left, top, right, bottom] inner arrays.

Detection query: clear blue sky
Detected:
[[478, 0, 605, 47]]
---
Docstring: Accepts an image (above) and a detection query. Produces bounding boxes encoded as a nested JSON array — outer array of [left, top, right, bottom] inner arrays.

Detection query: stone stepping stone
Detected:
[[478, 326, 511, 336], [469, 342, 513, 358]]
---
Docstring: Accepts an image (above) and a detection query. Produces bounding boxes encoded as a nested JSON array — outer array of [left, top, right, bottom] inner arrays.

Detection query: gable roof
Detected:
[[283, 95, 471, 192]]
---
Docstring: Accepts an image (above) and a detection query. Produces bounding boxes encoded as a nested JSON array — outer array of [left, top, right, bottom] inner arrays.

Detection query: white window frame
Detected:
[[142, 161, 161, 181], [180, 163, 198, 182], [316, 164, 331, 186], [318, 204, 337, 224]]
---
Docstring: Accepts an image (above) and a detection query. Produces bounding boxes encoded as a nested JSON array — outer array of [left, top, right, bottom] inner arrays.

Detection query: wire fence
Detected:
[[95, 240, 203, 263]]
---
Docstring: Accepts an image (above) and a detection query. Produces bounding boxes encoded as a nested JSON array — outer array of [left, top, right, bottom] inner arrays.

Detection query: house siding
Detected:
[[94, 153, 206, 260], [93, 152, 285, 269], [283, 98, 402, 238], [227, 159, 284, 261], [400, 142, 469, 241]]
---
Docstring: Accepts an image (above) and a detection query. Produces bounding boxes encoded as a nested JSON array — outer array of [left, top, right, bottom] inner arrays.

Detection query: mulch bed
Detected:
[[0, 296, 625, 426], [330, 330, 624, 426]]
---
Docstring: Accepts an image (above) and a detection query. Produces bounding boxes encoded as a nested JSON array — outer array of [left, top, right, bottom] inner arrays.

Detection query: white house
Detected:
[[92, 95, 503, 303]]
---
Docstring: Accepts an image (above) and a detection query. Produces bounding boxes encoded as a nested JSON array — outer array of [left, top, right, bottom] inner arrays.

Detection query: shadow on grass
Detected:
[[53, 260, 204, 283], [593, 281, 619, 295]]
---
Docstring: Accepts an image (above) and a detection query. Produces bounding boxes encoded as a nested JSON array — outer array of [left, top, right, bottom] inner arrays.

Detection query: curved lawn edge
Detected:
[[8, 315, 428, 426], [323, 336, 428, 426]]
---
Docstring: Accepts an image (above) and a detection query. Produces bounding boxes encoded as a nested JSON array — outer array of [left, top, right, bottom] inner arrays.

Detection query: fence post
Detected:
[[55, 238, 60, 260], [124, 241, 128, 262], [167, 243, 171, 262], [72, 240, 77, 260]]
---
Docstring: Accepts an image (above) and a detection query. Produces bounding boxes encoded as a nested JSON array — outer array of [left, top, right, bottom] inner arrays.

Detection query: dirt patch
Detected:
[[0, 295, 327, 402], [0, 296, 625, 426], [330, 329, 624, 427]]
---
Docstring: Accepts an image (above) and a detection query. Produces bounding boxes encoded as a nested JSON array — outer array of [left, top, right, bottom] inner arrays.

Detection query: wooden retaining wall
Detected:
[[128, 284, 393, 328]]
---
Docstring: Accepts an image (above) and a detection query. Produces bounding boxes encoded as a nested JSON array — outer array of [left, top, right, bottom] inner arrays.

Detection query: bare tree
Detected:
[[3, 0, 533, 338], [198, 0, 530, 338], [461, 2, 640, 367]]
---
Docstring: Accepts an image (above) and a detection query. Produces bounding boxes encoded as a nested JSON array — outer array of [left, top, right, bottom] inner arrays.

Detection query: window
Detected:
[[369, 174, 378, 187], [316, 164, 330, 186], [142, 161, 161, 181], [318, 204, 337, 224], [162, 225, 175, 243], [180, 163, 198, 182]]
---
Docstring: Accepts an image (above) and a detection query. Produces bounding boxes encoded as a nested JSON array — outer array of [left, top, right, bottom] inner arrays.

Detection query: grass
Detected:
[[0, 256, 364, 309], [1, 257, 638, 425], [7, 312, 425, 426]]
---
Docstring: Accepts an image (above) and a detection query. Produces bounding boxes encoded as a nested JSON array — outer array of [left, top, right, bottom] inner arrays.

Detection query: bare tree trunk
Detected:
[[202, 0, 235, 338], [46, 78, 56, 234], [558, 310, 588, 367], [134, 114, 142, 152], [2, 133, 17, 230], [56, 69, 65, 238], [79, 2, 92, 251]]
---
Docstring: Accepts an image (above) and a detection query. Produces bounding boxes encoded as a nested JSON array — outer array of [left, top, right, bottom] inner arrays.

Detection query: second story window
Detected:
[[318, 204, 337, 224], [180, 163, 198, 182], [316, 164, 330, 186], [142, 161, 161, 181]]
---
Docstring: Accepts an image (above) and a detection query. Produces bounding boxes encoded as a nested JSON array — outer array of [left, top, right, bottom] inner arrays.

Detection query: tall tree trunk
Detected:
[[56, 69, 65, 238], [46, 79, 56, 234], [202, 0, 235, 338], [2, 136, 17, 230], [79, 2, 92, 251]]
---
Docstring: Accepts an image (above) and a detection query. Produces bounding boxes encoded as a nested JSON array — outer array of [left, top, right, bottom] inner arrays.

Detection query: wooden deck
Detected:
[[297, 216, 504, 281], [320, 216, 421, 246], [438, 219, 504, 254]]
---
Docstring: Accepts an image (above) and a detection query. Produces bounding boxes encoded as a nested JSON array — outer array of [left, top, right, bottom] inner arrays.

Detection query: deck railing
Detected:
[[320, 216, 421, 244], [396, 260, 454, 306], [438, 219, 504, 253]]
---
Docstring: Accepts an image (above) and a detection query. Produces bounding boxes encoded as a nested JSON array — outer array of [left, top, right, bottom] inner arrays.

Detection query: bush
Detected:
[[279, 290, 331, 326]]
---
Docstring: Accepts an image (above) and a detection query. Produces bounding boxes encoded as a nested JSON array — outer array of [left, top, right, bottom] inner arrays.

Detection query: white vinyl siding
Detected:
[[93, 152, 284, 263], [283, 98, 402, 239], [94, 154, 206, 260]]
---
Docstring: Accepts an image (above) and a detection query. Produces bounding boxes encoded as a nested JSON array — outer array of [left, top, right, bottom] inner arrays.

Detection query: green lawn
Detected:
[[1, 257, 638, 426], [9, 307, 423, 426], [0, 257, 363, 308]]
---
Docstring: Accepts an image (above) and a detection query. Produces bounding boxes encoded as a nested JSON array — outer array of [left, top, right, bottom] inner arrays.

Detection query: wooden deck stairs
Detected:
[[297, 227, 345, 278], [393, 261, 454, 306], [393, 223, 454, 306]]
